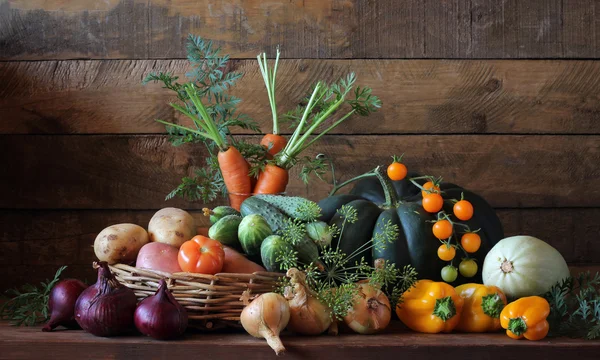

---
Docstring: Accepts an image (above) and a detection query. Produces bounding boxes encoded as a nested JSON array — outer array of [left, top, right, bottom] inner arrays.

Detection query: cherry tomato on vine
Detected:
[[423, 193, 444, 213], [453, 200, 474, 221], [459, 259, 478, 278], [441, 265, 458, 283], [422, 181, 441, 197], [437, 244, 456, 261], [387, 155, 407, 181], [432, 220, 453, 240], [461, 233, 481, 253]]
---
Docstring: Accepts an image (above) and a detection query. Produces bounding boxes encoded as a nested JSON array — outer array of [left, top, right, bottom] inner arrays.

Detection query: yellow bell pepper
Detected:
[[500, 296, 550, 340], [396, 279, 464, 333], [455, 283, 507, 332]]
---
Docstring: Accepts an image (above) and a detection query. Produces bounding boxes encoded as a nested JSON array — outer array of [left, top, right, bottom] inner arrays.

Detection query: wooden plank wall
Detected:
[[1, 0, 599, 290]]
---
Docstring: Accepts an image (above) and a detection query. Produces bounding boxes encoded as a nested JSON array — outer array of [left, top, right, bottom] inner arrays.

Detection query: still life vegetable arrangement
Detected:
[[2, 35, 600, 355]]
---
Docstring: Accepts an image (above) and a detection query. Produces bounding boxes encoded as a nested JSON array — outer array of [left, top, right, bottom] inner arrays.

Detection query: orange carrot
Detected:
[[254, 164, 289, 194], [260, 134, 287, 158], [218, 147, 252, 210]]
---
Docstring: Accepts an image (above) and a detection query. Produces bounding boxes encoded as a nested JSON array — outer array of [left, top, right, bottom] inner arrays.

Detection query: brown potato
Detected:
[[94, 223, 149, 265], [147, 207, 196, 248]]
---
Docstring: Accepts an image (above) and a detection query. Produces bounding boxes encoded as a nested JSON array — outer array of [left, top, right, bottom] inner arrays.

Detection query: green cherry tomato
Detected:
[[441, 265, 458, 283], [459, 259, 478, 278]]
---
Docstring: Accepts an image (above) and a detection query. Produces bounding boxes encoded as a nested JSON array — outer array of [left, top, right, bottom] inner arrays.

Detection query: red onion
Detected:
[[134, 279, 188, 340], [74, 261, 137, 337], [42, 279, 88, 332]]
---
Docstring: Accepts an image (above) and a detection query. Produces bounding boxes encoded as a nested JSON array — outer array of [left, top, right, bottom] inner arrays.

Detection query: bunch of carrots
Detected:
[[158, 47, 381, 210]]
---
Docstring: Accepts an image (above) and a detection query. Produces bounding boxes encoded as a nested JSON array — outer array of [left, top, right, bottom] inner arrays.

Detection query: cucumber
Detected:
[[295, 236, 323, 269], [260, 235, 293, 272], [254, 194, 321, 221], [306, 221, 332, 247], [240, 197, 288, 233], [241, 197, 323, 268], [208, 215, 242, 248], [204, 206, 240, 224], [238, 214, 273, 256]]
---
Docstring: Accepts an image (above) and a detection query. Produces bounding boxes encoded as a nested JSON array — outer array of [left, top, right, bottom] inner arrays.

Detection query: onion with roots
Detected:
[[240, 292, 290, 355], [343, 283, 391, 334], [42, 279, 88, 332], [285, 268, 335, 336]]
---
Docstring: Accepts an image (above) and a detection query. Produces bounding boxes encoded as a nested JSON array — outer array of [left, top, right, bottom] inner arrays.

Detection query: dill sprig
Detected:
[[276, 203, 417, 320], [0, 266, 67, 326], [543, 271, 600, 339]]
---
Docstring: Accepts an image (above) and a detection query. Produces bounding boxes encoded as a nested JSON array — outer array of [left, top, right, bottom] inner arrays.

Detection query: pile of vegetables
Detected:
[[2, 155, 600, 349], [2, 34, 600, 354]]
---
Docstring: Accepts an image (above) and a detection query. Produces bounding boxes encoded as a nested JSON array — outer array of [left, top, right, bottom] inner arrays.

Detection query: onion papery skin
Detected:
[[74, 262, 137, 337], [286, 268, 332, 336], [42, 279, 88, 332], [343, 284, 391, 335], [134, 279, 188, 340], [241, 292, 290, 355]]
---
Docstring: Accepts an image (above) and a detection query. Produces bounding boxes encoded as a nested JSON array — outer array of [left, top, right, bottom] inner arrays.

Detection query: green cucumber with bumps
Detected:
[[260, 235, 293, 272], [238, 214, 273, 256], [208, 215, 242, 248], [253, 194, 321, 221], [241, 197, 323, 268], [204, 206, 240, 224], [240, 197, 288, 234]]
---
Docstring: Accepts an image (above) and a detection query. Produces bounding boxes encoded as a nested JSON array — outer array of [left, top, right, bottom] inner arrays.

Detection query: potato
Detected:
[[148, 207, 196, 248], [94, 223, 149, 265], [136, 242, 182, 274]]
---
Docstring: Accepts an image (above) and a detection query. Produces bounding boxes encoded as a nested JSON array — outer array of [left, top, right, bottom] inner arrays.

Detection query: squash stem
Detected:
[[329, 171, 376, 196], [373, 166, 398, 207]]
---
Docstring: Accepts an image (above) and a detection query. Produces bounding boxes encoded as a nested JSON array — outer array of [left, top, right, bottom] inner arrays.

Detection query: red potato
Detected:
[[221, 246, 266, 274], [136, 242, 182, 274]]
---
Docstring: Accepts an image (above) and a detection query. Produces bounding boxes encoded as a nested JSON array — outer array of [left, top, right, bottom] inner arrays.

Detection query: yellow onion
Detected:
[[240, 292, 290, 355], [286, 268, 332, 335], [343, 283, 391, 334]]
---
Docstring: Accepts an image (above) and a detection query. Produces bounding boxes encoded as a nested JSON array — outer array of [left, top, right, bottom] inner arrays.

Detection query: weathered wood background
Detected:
[[1, 0, 599, 290]]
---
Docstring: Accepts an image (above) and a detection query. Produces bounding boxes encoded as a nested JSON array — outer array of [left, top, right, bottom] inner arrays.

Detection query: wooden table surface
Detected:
[[1, 321, 598, 360]]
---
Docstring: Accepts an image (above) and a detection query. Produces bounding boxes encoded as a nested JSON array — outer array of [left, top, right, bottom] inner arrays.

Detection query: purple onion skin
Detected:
[[74, 261, 137, 337], [134, 279, 188, 340], [42, 279, 88, 332]]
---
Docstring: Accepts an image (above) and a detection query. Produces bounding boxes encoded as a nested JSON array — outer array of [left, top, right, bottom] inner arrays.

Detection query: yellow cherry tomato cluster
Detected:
[[386, 159, 482, 283]]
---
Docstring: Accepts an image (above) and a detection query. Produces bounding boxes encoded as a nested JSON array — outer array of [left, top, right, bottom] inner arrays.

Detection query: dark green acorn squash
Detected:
[[318, 170, 504, 285]]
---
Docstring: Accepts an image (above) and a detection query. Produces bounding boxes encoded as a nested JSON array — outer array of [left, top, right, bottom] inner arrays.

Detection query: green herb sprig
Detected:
[[275, 202, 417, 320], [0, 266, 67, 326], [144, 35, 264, 203], [544, 271, 600, 339]]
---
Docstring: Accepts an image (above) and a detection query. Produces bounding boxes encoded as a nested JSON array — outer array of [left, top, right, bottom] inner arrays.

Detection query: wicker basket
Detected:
[[109, 264, 283, 331]]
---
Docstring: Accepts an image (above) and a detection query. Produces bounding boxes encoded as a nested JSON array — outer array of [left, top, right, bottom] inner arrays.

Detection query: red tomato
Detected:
[[178, 235, 225, 274]]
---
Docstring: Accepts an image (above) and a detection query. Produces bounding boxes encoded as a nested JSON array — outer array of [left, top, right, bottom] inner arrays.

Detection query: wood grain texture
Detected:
[[1, 0, 598, 60], [2, 322, 600, 360], [2, 59, 600, 135], [0, 134, 599, 210]]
